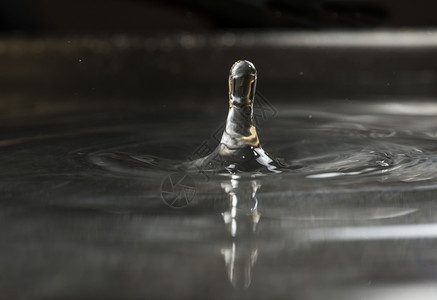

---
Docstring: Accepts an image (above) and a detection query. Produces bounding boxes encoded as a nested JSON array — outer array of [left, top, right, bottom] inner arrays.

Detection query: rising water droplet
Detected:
[[187, 60, 282, 174]]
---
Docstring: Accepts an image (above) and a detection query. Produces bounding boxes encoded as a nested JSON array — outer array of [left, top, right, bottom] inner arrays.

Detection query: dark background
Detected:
[[1, 0, 437, 34], [0, 0, 437, 117]]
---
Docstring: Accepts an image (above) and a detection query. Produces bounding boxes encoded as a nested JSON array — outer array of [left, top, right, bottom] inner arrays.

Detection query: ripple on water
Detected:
[[84, 108, 437, 193]]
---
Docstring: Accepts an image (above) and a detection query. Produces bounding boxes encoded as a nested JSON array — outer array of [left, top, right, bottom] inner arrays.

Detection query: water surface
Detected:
[[2, 100, 437, 298]]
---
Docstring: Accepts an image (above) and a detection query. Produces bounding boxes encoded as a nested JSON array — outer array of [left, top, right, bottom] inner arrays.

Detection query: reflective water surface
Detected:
[[3, 97, 437, 299]]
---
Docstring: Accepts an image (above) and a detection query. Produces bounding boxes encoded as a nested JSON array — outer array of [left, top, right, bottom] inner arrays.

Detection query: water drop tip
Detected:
[[230, 60, 257, 78]]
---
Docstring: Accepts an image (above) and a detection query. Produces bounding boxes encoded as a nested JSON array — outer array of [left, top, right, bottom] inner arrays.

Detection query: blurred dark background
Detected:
[[1, 0, 437, 34], [0, 0, 437, 116]]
